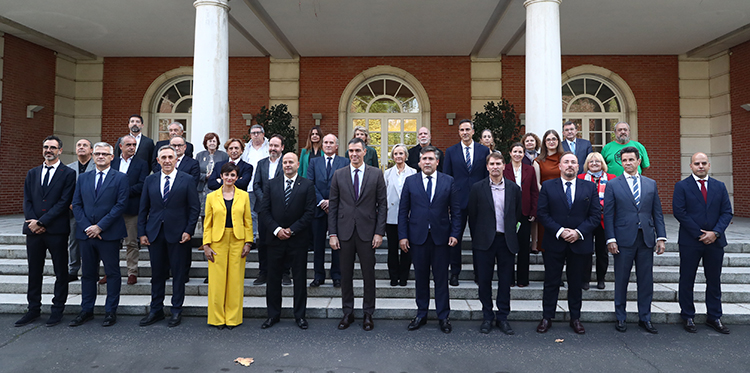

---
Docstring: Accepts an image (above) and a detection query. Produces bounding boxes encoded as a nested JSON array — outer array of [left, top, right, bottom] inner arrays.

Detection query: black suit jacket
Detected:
[[258, 176, 316, 247], [114, 135, 155, 173], [111, 157, 149, 216], [252, 157, 283, 212], [153, 140, 194, 170], [537, 178, 600, 255], [138, 171, 200, 243], [407, 144, 443, 173], [467, 177, 523, 253], [153, 156, 200, 186], [23, 164, 77, 235]]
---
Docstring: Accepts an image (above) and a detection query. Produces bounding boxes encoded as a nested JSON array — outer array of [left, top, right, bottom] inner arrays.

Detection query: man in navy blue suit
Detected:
[[69, 142, 129, 327], [673, 152, 733, 334], [153, 136, 200, 185], [208, 138, 254, 191], [307, 134, 348, 287], [112, 135, 149, 285], [138, 145, 200, 328], [443, 119, 490, 286], [398, 146, 462, 334], [536, 152, 600, 334], [561, 121, 593, 175], [16, 136, 76, 327], [113, 114, 155, 173], [604, 146, 666, 334]]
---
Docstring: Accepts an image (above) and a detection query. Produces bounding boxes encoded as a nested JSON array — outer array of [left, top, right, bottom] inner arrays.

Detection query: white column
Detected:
[[192, 0, 230, 146], [524, 0, 562, 137]]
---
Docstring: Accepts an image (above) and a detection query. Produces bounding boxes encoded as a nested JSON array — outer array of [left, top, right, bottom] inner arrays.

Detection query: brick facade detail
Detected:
[[731, 40, 750, 217]]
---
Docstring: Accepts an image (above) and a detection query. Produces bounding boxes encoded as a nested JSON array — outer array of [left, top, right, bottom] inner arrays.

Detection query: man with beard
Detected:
[[114, 114, 155, 173], [407, 127, 443, 173], [600, 122, 649, 176], [66, 139, 95, 282]]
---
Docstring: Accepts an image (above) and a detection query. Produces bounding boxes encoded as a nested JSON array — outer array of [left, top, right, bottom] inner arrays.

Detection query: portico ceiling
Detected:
[[0, 0, 748, 59]]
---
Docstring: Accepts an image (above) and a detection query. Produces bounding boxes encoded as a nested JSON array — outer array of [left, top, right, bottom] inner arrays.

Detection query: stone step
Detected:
[[1, 293, 749, 324]]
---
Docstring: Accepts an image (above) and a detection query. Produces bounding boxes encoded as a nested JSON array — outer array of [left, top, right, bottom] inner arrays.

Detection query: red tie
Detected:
[[699, 179, 707, 203]]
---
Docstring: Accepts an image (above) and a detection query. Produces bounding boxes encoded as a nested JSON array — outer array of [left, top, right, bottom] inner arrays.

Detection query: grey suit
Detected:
[[66, 159, 96, 275], [329, 164, 387, 316]]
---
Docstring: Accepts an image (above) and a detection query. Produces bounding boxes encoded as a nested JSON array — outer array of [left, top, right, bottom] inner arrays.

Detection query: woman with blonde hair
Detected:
[[383, 144, 417, 286]]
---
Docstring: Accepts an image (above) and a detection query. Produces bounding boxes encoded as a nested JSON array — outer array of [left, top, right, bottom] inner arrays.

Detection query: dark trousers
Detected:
[[67, 216, 81, 275], [148, 229, 189, 313], [412, 232, 450, 319], [475, 233, 515, 321], [80, 239, 121, 313], [613, 230, 653, 322], [584, 225, 608, 283], [267, 242, 307, 320], [385, 224, 411, 282], [450, 210, 469, 276], [312, 216, 340, 281], [26, 233, 68, 315], [258, 219, 290, 277], [514, 217, 532, 286], [542, 246, 586, 320], [679, 243, 724, 321], [339, 229, 376, 315]]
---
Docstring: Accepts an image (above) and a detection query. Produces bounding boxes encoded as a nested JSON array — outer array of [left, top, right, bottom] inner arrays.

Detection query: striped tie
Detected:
[[632, 175, 640, 208], [465, 146, 472, 172], [284, 179, 292, 205], [163, 175, 170, 204]]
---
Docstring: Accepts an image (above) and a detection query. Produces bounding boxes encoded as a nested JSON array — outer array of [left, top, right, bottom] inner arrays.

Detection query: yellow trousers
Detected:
[[207, 228, 246, 326]]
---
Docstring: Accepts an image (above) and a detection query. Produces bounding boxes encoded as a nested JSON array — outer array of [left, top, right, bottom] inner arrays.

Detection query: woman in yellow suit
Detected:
[[203, 162, 253, 329]]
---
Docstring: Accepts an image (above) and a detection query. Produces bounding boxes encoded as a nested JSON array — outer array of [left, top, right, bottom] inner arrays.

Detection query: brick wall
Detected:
[[0, 35, 57, 215], [502, 55, 681, 213], [298, 57, 471, 151], [731, 40, 750, 217]]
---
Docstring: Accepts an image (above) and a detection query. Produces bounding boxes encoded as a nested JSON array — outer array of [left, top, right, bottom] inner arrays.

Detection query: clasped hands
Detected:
[[139, 232, 191, 246], [559, 228, 580, 243], [399, 237, 458, 253], [329, 234, 384, 251], [25, 219, 46, 234]]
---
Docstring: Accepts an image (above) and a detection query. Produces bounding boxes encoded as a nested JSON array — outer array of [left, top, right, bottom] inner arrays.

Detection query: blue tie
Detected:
[[326, 157, 332, 178], [632, 176, 640, 209], [465, 146, 472, 172], [285, 179, 293, 206], [569, 140, 576, 154], [565, 181, 573, 209], [95, 171, 104, 198], [426, 175, 433, 203], [163, 175, 170, 204]]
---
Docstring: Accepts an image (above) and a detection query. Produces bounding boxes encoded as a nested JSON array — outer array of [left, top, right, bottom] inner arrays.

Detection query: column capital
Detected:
[[194, 0, 230, 10], [524, 0, 561, 7]]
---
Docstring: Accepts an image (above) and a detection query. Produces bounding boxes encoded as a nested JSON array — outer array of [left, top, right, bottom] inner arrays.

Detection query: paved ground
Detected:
[[0, 314, 748, 373]]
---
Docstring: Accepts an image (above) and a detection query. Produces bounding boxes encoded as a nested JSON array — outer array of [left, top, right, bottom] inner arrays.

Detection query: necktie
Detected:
[[426, 175, 433, 203], [699, 179, 707, 203], [95, 171, 104, 197], [326, 157, 332, 178], [570, 140, 576, 154], [42, 165, 53, 191], [163, 175, 171, 203], [465, 146, 472, 172], [285, 179, 293, 205], [632, 176, 640, 208], [565, 181, 572, 209], [353, 169, 360, 200]]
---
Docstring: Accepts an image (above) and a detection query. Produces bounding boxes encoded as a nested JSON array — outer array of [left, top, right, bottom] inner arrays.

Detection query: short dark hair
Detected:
[[560, 151, 576, 160], [203, 132, 220, 150], [510, 142, 524, 152], [458, 119, 473, 129], [43, 135, 63, 148], [270, 134, 285, 144], [486, 151, 504, 164], [220, 162, 239, 175], [348, 137, 366, 149], [563, 120, 576, 129], [420, 145, 438, 157], [619, 146, 640, 160], [129, 114, 143, 124]]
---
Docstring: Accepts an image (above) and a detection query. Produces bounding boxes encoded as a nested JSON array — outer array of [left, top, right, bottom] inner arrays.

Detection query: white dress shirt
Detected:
[[40, 160, 62, 185], [692, 174, 708, 192], [350, 163, 366, 192], [118, 156, 132, 173], [273, 174, 298, 236], [160, 169, 178, 198], [556, 177, 583, 240], [462, 141, 475, 166], [421, 172, 437, 202], [268, 157, 280, 179], [94, 167, 111, 189]]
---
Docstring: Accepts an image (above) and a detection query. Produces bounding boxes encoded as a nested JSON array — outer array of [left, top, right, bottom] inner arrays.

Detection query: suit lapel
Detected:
[[165, 172, 184, 206], [705, 177, 716, 208], [44, 166, 65, 197], [94, 171, 115, 202]]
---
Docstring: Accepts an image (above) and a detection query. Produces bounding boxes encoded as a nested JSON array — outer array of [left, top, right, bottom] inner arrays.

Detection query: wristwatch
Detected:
[[714, 231, 721, 239]]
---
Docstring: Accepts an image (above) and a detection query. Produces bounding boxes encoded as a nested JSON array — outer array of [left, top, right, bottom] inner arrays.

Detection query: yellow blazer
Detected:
[[203, 186, 254, 245]]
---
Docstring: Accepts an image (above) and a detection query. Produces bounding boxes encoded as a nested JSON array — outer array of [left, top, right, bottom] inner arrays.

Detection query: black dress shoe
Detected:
[[408, 316, 427, 331], [333, 279, 341, 288], [253, 274, 267, 285], [102, 312, 117, 327], [582, 282, 590, 290], [46, 313, 63, 327], [338, 313, 354, 330], [203, 277, 208, 284], [168, 312, 182, 327], [282, 273, 292, 286], [479, 320, 492, 334], [296, 318, 309, 330], [438, 318, 452, 334], [67, 274, 78, 282], [261, 317, 280, 329], [399, 279, 407, 286], [139, 310, 165, 326], [69, 311, 94, 327], [569, 319, 585, 334], [536, 318, 551, 333], [496, 320, 515, 335], [597, 280, 605, 289], [15, 311, 40, 327], [638, 320, 658, 334], [449, 274, 459, 287], [683, 318, 697, 333], [363, 313, 374, 331], [390, 279, 399, 286], [616, 320, 627, 332], [309, 279, 323, 287], [706, 318, 730, 334]]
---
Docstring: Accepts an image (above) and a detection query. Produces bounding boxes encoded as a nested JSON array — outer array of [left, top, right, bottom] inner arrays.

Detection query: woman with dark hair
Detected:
[[480, 129, 495, 152], [521, 132, 541, 166], [298, 126, 323, 178], [197, 132, 229, 218], [532, 129, 564, 254], [504, 142, 538, 287], [203, 162, 253, 329]]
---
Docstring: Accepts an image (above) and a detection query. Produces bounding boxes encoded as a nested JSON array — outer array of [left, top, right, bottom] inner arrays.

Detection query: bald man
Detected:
[[407, 127, 443, 173]]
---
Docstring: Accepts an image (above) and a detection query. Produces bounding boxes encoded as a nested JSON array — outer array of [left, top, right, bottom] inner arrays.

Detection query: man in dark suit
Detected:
[[153, 136, 200, 185], [561, 120, 593, 175], [407, 127, 443, 173], [112, 135, 149, 285], [69, 142, 129, 327], [398, 146, 461, 333], [308, 134, 348, 287], [603, 146, 666, 334], [138, 145, 200, 328], [66, 138, 95, 282], [208, 138, 253, 191], [153, 122, 194, 169], [673, 152, 733, 334], [443, 119, 490, 285], [252, 135, 285, 286], [258, 152, 316, 330], [113, 114, 155, 173], [467, 151, 523, 335], [536, 152, 600, 334], [16, 136, 76, 327], [329, 137, 387, 331]]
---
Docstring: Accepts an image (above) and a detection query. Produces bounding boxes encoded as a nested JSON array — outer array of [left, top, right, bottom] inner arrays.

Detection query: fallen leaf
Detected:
[[234, 357, 254, 366], [555, 339, 564, 343], [283, 353, 289, 356]]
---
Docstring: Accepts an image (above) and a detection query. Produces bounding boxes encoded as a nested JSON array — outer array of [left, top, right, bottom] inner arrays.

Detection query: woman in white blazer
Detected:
[[384, 144, 417, 286]]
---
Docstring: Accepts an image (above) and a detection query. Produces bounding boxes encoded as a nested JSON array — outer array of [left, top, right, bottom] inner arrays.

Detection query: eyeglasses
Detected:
[[43, 145, 59, 150], [93, 152, 112, 157], [250, 131, 263, 135], [545, 138, 558, 143], [171, 144, 185, 148]]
